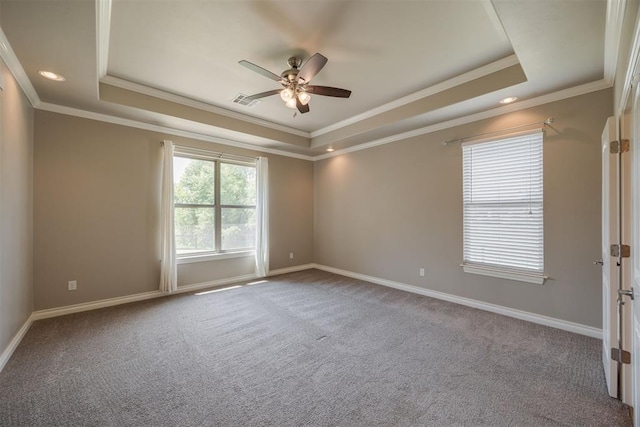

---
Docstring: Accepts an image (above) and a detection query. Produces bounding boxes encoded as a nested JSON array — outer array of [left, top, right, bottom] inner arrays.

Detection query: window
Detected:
[[462, 130, 544, 284], [173, 151, 256, 258]]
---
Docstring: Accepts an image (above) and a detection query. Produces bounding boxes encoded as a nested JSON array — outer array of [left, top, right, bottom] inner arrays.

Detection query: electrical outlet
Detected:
[[68, 280, 77, 291], [419, 268, 425, 277], [289, 252, 294, 259]]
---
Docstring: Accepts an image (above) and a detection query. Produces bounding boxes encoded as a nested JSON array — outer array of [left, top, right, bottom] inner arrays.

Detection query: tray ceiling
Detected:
[[0, 0, 610, 156]]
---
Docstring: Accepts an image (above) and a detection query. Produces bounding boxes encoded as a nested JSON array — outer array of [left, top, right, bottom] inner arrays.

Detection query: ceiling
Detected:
[[0, 0, 614, 158]]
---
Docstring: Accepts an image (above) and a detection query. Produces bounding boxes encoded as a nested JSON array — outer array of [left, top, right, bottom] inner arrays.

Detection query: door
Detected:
[[631, 84, 640, 421], [602, 116, 619, 398], [602, 114, 633, 405]]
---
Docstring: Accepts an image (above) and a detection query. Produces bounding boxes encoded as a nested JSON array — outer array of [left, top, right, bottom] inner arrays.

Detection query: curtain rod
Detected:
[[441, 117, 555, 146], [163, 140, 258, 162]]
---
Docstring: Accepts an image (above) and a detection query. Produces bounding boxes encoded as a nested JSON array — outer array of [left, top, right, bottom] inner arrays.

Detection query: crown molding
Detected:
[[100, 75, 311, 139], [309, 54, 521, 139], [604, 0, 627, 85], [96, 0, 112, 81], [313, 78, 612, 161], [0, 25, 40, 107], [36, 102, 314, 161], [36, 75, 610, 164]]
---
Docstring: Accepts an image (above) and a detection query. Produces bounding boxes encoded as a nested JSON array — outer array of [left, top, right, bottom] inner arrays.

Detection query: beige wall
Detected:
[[0, 57, 34, 353], [34, 111, 313, 310], [314, 89, 612, 328]]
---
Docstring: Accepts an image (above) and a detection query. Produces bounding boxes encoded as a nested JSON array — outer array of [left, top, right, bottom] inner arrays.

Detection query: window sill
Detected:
[[461, 263, 547, 285], [177, 250, 255, 265]]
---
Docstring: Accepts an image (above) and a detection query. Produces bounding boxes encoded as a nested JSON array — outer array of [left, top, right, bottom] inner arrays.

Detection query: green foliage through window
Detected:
[[174, 155, 256, 255]]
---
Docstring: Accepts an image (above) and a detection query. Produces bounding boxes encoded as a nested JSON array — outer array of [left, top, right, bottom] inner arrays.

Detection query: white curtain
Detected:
[[159, 140, 177, 293], [255, 156, 269, 277]]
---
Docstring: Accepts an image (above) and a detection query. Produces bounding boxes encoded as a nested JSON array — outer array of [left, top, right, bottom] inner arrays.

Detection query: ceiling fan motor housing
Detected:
[[282, 57, 302, 82]]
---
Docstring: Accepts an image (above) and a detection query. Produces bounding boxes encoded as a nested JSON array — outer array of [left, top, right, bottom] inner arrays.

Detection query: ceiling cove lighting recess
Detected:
[[326, 148, 335, 152], [499, 96, 518, 104], [38, 70, 65, 81]]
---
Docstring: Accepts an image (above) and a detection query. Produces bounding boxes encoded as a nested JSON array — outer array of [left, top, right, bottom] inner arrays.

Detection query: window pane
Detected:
[[221, 207, 256, 250], [464, 203, 544, 271], [174, 157, 215, 205], [462, 131, 544, 274], [220, 163, 256, 205], [175, 207, 215, 254]]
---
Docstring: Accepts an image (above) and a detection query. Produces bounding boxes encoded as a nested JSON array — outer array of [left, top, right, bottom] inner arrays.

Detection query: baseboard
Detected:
[[32, 290, 164, 321], [176, 273, 258, 294], [0, 314, 35, 373], [32, 272, 266, 320], [268, 263, 315, 277], [30, 265, 322, 322], [313, 264, 602, 339]]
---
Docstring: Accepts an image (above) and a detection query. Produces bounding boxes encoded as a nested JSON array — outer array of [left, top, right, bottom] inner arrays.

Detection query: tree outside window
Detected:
[[174, 155, 256, 255]]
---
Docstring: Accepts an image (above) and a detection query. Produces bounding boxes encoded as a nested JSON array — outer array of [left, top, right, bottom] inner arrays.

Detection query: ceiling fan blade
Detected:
[[297, 53, 328, 84], [305, 85, 351, 98], [297, 98, 310, 114], [245, 89, 282, 100], [239, 60, 283, 82]]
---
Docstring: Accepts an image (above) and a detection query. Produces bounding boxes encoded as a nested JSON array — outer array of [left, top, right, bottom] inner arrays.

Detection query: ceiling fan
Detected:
[[238, 53, 351, 114]]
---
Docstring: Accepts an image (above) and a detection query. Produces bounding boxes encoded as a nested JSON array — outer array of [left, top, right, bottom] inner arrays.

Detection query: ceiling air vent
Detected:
[[232, 93, 260, 108]]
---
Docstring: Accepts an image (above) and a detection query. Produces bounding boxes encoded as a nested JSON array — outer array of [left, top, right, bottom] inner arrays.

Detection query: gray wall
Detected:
[[314, 89, 612, 328], [34, 111, 313, 310], [0, 57, 34, 352]]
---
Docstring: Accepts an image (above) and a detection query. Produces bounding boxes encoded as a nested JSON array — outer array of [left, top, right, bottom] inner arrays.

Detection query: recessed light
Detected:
[[499, 96, 518, 104], [326, 148, 335, 152], [38, 70, 65, 82]]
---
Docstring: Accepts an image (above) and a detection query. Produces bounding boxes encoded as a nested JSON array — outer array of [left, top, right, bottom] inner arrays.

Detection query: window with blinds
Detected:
[[462, 130, 544, 284]]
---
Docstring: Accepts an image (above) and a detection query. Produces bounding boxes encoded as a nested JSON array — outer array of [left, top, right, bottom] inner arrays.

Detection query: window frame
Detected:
[[173, 149, 257, 262], [461, 129, 546, 285]]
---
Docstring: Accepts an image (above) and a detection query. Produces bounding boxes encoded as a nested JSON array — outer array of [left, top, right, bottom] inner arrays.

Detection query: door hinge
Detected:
[[610, 244, 631, 258], [610, 139, 630, 153], [611, 347, 631, 364], [618, 288, 635, 301]]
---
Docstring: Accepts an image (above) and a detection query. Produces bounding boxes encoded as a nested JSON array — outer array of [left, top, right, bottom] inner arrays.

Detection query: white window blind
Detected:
[[462, 130, 544, 282]]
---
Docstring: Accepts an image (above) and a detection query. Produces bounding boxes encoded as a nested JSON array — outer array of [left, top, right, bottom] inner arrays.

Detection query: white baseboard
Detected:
[[29, 266, 319, 322], [32, 290, 164, 321], [0, 314, 35, 373], [268, 263, 315, 277], [176, 273, 258, 293], [32, 272, 266, 321], [313, 264, 602, 339]]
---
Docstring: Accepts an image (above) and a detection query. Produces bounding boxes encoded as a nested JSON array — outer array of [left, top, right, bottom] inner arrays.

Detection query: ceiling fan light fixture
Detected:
[[280, 88, 294, 102], [285, 98, 297, 109], [298, 91, 311, 105]]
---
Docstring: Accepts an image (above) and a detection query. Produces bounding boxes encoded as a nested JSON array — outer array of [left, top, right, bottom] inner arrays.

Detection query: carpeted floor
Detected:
[[0, 269, 632, 426]]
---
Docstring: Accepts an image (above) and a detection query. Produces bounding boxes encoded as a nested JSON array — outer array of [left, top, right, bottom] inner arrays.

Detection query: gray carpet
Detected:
[[0, 269, 632, 426]]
